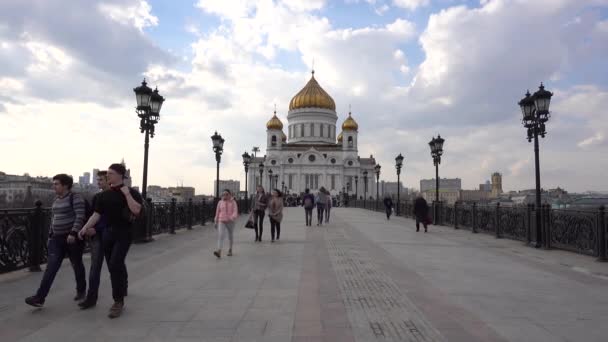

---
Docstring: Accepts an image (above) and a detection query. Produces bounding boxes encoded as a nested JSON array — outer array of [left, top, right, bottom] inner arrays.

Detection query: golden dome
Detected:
[[337, 131, 343, 143], [342, 112, 358, 131], [281, 131, 287, 142], [289, 71, 336, 111], [266, 112, 283, 130]]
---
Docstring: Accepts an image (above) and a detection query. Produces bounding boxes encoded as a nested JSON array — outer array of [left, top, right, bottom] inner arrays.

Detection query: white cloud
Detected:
[[393, 0, 430, 11], [578, 133, 604, 148], [98, 0, 159, 31]]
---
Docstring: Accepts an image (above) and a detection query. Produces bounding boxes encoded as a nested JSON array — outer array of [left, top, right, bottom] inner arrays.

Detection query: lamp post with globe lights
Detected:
[[374, 164, 381, 210], [395, 153, 404, 216], [133, 79, 165, 200], [518, 83, 553, 248], [429, 135, 445, 222], [211, 131, 225, 200], [242, 152, 252, 208]]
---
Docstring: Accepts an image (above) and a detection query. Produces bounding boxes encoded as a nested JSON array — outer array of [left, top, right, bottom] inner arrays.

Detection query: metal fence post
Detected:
[[495, 202, 501, 239], [598, 206, 606, 262], [526, 203, 533, 245], [543, 204, 551, 249], [454, 201, 459, 229], [169, 198, 176, 234], [472, 202, 478, 234], [146, 198, 154, 242], [28, 201, 43, 272], [187, 198, 193, 230]]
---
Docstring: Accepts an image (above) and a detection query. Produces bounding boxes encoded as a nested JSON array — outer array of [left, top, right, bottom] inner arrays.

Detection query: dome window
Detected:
[[348, 136, 353, 147], [308, 155, 316, 162], [271, 135, 277, 146]]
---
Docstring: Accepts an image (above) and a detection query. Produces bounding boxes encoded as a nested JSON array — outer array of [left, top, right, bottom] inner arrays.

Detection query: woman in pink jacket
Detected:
[[214, 189, 239, 258]]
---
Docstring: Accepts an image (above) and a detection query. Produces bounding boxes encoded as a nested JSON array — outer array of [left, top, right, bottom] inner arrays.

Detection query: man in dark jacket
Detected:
[[302, 188, 315, 227], [383, 196, 394, 220], [413, 195, 429, 232]]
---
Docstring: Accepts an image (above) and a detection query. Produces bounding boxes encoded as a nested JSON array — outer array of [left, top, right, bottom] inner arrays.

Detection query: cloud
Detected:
[[393, 0, 430, 11], [577, 133, 604, 148], [2, 0, 608, 195]]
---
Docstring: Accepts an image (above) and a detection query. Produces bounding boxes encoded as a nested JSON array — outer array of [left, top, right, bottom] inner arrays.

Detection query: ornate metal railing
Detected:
[[350, 200, 607, 261], [0, 198, 250, 274]]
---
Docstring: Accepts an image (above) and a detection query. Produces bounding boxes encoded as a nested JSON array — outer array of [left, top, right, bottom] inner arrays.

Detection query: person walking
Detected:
[[413, 195, 429, 232], [253, 186, 269, 242], [78, 170, 111, 310], [383, 196, 394, 220], [25, 174, 87, 308], [79, 163, 143, 319], [268, 189, 284, 242], [316, 187, 328, 226], [213, 189, 239, 258], [302, 188, 315, 226], [325, 189, 332, 224]]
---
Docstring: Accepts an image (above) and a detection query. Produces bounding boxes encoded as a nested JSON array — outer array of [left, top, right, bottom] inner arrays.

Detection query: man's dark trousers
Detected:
[[103, 227, 131, 302], [36, 235, 86, 300], [85, 232, 104, 302]]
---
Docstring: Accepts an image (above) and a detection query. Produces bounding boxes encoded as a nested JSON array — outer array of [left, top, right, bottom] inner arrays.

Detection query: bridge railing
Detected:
[[350, 200, 607, 261], [0, 198, 250, 274]]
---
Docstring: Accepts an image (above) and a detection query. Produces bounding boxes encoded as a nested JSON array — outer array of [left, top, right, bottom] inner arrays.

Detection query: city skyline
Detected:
[[2, 1, 607, 194]]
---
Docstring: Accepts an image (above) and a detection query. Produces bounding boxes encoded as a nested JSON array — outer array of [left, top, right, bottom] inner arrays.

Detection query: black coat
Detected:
[[383, 198, 393, 209], [414, 197, 429, 219]]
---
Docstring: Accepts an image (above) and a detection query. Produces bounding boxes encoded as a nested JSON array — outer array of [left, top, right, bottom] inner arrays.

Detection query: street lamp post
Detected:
[[363, 171, 368, 208], [395, 153, 404, 216], [242, 152, 252, 209], [258, 162, 264, 188], [281, 181, 285, 194], [354, 175, 359, 200], [374, 164, 381, 210], [211, 131, 225, 200], [133, 79, 165, 200], [518, 83, 553, 248], [429, 135, 445, 223]]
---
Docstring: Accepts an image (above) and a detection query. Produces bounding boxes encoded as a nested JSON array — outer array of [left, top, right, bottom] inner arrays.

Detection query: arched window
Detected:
[[271, 135, 277, 146], [320, 124, 324, 137], [348, 136, 353, 147], [300, 124, 304, 137], [310, 123, 315, 136]]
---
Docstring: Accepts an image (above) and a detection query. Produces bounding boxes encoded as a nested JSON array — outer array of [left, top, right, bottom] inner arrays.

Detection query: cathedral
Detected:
[[248, 71, 378, 198]]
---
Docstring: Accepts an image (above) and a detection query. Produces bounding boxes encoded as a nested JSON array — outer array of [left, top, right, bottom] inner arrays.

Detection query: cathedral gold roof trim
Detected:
[[289, 71, 336, 111]]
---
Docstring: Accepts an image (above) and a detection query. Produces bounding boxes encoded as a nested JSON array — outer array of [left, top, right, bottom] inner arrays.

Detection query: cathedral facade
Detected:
[[247, 72, 378, 198]]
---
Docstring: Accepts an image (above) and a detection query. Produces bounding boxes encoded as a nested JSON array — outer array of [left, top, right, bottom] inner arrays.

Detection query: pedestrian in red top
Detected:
[[214, 189, 239, 258]]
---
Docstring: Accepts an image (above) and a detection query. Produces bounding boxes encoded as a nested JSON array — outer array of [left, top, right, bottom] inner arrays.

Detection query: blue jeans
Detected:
[[86, 231, 104, 302], [103, 228, 131, 302], [36, 235, 86, 300]]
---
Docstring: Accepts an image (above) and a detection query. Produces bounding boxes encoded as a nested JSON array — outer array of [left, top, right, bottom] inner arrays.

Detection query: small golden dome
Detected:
[[266, 112, 283, 130], [342, 112, 358, 131], [281, 131, 287, 142], [337, 131, 343, 143], [289, 71, 336, 111]]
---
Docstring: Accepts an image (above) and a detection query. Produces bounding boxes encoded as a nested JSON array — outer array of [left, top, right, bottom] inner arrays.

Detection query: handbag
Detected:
[[244, 212, 255, 229]]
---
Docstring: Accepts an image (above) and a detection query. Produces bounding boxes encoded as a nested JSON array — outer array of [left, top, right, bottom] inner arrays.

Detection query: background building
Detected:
[[78, 172, 91, 186], [247, 71, 378, 198], [379, 181, 407, 199], [491, 172, 503, 198], [0, 172, 54, 208], [420, 178, 462, 193], [147, 185, 195, 202], [214, 180, 240, 198]]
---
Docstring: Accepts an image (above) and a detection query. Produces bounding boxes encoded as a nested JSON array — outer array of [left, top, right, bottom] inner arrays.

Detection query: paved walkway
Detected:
[[1, 208, 607, 341]]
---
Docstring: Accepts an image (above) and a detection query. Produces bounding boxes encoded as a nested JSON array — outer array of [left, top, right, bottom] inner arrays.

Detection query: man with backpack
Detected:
[[79, 163, 143, 318], [302, 188, 315, 226], [25, 174, 87, 308]]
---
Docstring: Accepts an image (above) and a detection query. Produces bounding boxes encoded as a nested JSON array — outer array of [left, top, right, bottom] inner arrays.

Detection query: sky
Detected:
[[1, 0, 607, 195]]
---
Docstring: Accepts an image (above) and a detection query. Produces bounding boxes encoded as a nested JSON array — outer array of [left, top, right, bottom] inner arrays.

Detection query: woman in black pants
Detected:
[[268, 189, 284, 242], [253, 186, 269, 241]]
